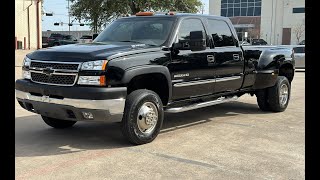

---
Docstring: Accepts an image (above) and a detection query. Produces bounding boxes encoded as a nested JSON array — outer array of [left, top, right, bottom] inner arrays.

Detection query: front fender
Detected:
[[121, 65, 173, 102]]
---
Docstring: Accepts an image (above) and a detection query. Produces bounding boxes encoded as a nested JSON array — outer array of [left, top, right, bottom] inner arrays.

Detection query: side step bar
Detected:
[[165, 96, 238, 113]]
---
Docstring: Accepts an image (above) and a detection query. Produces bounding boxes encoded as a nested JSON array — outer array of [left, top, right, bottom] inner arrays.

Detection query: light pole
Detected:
[[68, 0, 70, 34]]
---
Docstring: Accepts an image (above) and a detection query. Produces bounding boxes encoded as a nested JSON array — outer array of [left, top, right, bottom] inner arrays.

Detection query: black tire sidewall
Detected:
[[122, 90, 164, 144], [268, 76, 291, 112], [256, 89, 270, 111]]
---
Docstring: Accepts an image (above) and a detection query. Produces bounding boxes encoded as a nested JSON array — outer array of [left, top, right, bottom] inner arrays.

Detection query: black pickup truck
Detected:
[[16, 13, 294, 145]]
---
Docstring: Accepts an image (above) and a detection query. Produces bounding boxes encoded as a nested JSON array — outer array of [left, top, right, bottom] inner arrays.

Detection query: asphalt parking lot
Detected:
[[15, 50, 305, 179]]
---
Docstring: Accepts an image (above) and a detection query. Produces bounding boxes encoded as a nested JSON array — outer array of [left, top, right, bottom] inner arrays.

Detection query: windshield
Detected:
[[94, 17, 175, 46]]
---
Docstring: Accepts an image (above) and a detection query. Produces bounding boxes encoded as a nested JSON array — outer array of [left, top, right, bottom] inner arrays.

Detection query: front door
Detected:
[[168, 18, 215, 100]]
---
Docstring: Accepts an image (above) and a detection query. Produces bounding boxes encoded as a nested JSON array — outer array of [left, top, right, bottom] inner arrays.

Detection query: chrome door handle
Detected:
[[233, 54, 240, 61], [207, 55, 215, 63]]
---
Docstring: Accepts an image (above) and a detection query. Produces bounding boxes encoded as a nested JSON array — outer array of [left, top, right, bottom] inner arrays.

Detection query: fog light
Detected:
[[77, 76, 106, 86], [82, 112, 94, 119], [22, 70, 31, 79]]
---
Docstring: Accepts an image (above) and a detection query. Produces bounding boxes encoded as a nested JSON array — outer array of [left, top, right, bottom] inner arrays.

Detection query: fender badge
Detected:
[[174, 73, 189, 78]]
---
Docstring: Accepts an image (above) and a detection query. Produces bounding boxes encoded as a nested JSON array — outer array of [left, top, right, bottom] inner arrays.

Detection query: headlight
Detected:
[[22, 56, 31, 67], [22, 56, 31, 79], [77, 76, 106, 86], [81, 60, 108, 70]]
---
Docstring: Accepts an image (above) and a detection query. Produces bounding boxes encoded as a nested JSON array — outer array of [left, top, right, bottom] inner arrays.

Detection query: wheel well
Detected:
[[127, 73, 169, 105], [279, 63, 294, 83]]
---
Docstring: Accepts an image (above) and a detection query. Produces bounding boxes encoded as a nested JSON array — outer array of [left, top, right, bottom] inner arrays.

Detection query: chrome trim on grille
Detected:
[[30, 71, 79, 86], [30, 60, 81, 71], [29, 60, 82, 86], [29, 70, 77, 76]]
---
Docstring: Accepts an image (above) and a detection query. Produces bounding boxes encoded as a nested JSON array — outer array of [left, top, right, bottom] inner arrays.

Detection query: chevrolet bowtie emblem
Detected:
[[43, 67, 54, 76]]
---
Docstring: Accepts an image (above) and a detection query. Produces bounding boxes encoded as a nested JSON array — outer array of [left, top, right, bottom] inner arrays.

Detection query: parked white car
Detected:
[[278, 45, 305, 69], [293, 45, 305, 69]]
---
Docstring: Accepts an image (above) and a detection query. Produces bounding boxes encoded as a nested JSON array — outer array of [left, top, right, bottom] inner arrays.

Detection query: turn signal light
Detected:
[[136, 12, 154, 16]]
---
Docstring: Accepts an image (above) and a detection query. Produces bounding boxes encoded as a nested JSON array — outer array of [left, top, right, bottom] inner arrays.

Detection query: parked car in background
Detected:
[[278, 45, 305, 69], [293, 45, 305, 69], [47, 33, 78, 47], [298, 40, 305, 45], [240, 38, 268, 46], [240, 41, 250, 46], [251, 38, 268, 45], [79, 35, 93, 43], [42, 36, 48, 48]]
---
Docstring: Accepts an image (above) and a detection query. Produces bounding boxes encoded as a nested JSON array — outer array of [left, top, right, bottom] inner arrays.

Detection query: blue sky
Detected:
[[42, 0, 209, 31]]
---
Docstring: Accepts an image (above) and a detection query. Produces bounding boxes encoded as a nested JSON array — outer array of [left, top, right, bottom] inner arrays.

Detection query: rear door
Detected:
[[206, 18, 244, 93]]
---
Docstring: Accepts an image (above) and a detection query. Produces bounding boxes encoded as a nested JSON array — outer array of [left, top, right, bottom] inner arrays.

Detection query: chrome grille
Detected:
[[31, 72, 76, 85], [30, 61, 79, 70], [29, 61, 81, 86]]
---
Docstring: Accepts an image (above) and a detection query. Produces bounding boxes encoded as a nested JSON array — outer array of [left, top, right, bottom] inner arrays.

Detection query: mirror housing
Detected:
[[173, 31, 206, 51], [189, 31, 206, 51]]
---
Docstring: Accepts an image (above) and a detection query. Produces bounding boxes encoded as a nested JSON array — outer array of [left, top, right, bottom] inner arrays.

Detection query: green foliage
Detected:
[[70, 0, 202, 32]]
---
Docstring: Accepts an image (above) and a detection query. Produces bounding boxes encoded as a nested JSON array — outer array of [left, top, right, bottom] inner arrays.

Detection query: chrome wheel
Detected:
[[279, 84, 289, 106], [137, 102, 158, 135]]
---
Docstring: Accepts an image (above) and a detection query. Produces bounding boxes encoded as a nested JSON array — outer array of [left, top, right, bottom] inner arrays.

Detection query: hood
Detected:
[[27, 42, 157, 62]]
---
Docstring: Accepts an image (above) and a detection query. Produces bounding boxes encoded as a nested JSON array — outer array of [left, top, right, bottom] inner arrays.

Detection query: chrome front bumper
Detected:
[[15, 90, 126, 122]]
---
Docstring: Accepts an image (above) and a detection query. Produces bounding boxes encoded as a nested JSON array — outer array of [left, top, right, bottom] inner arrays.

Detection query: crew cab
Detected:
[[15, 13, 295, 145]]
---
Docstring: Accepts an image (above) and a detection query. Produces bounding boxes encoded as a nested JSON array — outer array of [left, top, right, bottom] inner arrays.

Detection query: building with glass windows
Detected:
[[209, 0, 305, 45]]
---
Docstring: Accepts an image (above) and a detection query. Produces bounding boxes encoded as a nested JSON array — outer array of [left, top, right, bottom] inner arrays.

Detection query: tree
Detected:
[[293, 20, 305, 44], [70, 0, 202, 32], [70, 0, 126, 33]]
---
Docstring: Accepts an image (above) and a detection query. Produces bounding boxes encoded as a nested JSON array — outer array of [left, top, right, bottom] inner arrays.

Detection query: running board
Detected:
[[165, 96, 238, 113]]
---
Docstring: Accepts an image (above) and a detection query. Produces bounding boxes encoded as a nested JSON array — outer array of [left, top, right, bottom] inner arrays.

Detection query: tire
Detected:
[[41, 116, 77, 129], [121, 89, 164, 145], [256, 89, 271, 111], [53, 43, 60, 46], [267, 76, 291, 112]]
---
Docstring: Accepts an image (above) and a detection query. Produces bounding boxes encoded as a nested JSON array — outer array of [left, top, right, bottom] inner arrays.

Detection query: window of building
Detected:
[[293, 7, 305, 13], [207, 19, 235, 47], [221, 0, 262, 17]]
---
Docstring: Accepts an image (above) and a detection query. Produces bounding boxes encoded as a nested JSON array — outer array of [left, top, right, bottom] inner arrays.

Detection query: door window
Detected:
[[178, 19, 206, 41], [207, 19, 236, 47], [177, 18, 207, 48]]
